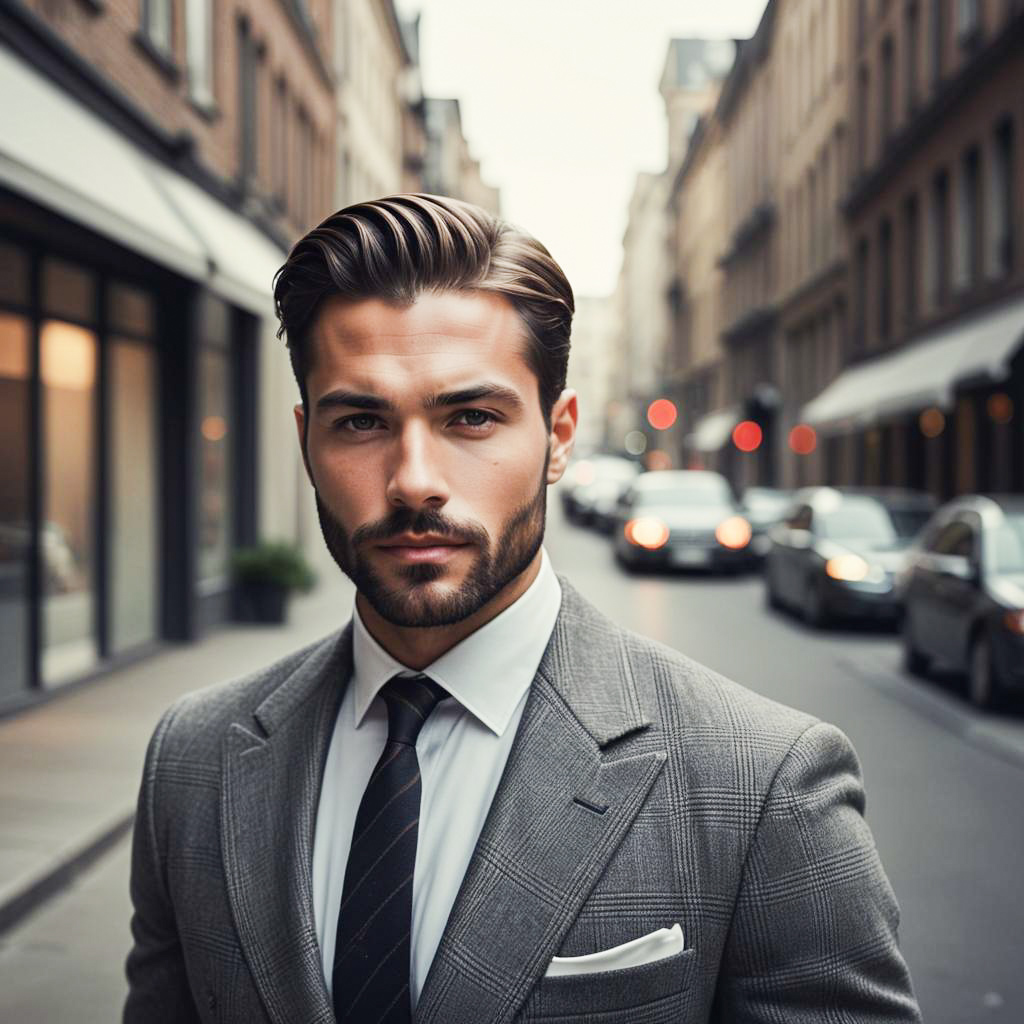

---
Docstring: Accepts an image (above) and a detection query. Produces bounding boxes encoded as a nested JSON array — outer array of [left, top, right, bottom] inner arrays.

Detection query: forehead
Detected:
[[307, 291, 533, 398]]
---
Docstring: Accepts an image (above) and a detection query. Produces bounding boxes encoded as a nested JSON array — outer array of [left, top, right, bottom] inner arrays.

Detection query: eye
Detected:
[[453, 409, 496, 430], [336, 413, 383, 432]]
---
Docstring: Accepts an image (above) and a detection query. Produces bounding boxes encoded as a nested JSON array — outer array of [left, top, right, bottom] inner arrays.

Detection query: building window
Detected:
[[142, 0, 173, 57], [858, 64, 871, 172], [855, 236, 870, 351], [903, 193, 920, 327], [237, 17, 258, 183], [185, 0, 214, 106], [879, 218, 893, 343], [929, 0, 945, 88], [988, 117, 1016, 278], [956, 0, 981, 45], [880, 36, 895, 144], [954, 145, 981, 291], [272, 76, 288, 208], [927, 168, 950, 309], [905, 2, 920, 115]]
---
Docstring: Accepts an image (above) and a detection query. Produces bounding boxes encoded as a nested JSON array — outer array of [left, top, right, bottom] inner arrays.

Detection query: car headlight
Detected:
[[825, 554, 870, 582], [624, 517, 670, 550], [715, 516, 752, 549], [1003, 610, 1024, 635]]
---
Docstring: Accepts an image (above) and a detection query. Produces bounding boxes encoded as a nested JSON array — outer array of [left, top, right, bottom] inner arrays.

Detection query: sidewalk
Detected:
[[0, 577, 355, 933]]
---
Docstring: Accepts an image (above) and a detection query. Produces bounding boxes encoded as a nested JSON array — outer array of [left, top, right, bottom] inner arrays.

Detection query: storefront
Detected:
[[0, 43, 288, 713]]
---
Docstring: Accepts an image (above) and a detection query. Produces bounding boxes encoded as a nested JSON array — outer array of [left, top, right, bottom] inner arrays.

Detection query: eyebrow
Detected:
[[315, 382, 525, 414]]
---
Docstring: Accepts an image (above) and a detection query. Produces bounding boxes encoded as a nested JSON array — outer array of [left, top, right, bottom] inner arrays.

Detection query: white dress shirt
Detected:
[[311, 549, 562, 1008]]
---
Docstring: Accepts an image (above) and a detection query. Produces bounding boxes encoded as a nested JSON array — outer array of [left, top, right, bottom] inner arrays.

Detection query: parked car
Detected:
[[764, 487, 935, 627], [899, 494, 1024, 709], [561, 455, 640, 526], [740, 486, 793, 559], [612, 470, 755, 572]]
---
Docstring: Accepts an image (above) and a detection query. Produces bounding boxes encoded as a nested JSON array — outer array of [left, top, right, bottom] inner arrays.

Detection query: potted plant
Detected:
[[231, 541, 317, 624]]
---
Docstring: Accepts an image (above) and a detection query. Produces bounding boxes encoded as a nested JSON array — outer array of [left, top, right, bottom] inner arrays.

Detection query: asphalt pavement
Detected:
[[1, 499, 1022, 1022]]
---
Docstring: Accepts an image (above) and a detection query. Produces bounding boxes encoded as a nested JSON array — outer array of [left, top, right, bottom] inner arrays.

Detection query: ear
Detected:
[[294, 403, 315, 487], [546, 389, 578, 485]]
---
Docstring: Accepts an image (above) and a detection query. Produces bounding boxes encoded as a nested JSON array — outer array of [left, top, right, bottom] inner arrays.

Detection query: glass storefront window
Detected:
[[108, 282, 155, 338], [0, 312, 32, 701], [110, 337, 160, 654], [0, 242, 30, 307], [198, 345, 232, 585], [42, 258, 96, 324], [40, 320, 98, 685]]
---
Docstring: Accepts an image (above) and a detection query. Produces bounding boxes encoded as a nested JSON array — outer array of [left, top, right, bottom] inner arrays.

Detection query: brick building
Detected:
[[804, 0, 1024, 499], [0, 0, 335, 711]]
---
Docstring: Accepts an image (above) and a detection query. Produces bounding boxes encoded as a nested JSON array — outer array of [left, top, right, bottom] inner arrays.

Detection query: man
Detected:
[[124, 194, 921, 1023]]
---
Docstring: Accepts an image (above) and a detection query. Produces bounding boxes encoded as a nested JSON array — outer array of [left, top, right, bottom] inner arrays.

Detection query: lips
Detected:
[[376, 534, 470, 564]]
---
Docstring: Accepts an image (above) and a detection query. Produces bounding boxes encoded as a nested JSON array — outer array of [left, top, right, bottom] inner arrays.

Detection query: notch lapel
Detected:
[[415, 582, 666, 1024], [221, 628, 352, 1024]]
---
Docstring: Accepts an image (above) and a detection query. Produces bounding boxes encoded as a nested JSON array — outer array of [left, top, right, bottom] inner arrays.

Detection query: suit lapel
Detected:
[[221, 627, 353, 1024], [415, 582, 666, 1024]]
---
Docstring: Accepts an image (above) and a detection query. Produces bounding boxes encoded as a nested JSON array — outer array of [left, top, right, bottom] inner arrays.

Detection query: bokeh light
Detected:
[[788, 423, 817, 455], [624, 430, 648, 455], [987, 392, 1013, 425], [646, 449, 673, 471], [732, 420, 762, 452], [646, 399, 678, 431], [919, 407, 945, 438], [625, 517, 670, 549]]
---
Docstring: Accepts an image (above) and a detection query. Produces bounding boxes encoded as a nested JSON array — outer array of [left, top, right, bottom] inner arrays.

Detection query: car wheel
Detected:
[[968, 633, 1002, 710], [901, 612, 930, 676], [802, 577, 829, 628], [764, 564, 784, 610]]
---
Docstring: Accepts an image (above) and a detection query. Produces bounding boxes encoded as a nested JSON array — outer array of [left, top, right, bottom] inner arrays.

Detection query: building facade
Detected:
[[334, 0, 407, 206], [775, 0, 852, 488], [804, 0, 1024, 500], [0, 0, 335, 711], [421, 97, 500, 215]]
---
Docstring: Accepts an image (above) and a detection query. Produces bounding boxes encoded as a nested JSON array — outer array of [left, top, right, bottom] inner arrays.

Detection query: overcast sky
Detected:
[[395, 0, 768, 298]]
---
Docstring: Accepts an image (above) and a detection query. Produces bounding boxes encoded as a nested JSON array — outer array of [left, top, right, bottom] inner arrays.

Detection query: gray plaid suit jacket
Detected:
[[124, 578, 922, 1023]]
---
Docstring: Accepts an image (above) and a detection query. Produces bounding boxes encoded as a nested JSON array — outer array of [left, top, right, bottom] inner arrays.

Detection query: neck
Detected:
[[356, 550, 544, 670]]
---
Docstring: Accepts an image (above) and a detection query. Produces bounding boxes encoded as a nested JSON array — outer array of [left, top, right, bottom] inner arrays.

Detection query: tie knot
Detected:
[[380, 674, 449, 746]]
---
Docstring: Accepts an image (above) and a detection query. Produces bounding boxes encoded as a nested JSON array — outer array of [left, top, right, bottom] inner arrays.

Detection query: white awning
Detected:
[[689, 406, 740, 452], [0, 44, 284, 312], [802, 294, 1024, 433]]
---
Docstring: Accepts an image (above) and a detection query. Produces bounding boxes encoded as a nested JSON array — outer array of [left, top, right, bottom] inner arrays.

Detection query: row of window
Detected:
[[139, 0, 330, 230], [854, 114, 1016, 350], [857, 0, 1021, 173]]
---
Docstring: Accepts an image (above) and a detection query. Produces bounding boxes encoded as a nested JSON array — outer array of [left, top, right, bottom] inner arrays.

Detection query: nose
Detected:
[[385, 420, 450, 511]]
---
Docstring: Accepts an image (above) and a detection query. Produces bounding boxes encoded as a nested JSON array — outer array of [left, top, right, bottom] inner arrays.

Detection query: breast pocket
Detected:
[[517, 946, 697, 1023]]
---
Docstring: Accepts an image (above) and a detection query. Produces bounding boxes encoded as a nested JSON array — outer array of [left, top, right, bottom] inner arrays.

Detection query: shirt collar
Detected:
[[351, 548, 562, 736]]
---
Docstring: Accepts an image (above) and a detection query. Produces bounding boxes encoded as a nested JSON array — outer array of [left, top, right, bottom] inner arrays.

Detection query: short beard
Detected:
[[314, 459, 548, 628]]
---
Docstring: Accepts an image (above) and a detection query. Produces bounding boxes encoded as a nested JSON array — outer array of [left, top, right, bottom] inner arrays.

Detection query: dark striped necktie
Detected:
[[332, 673, 449, 1024]]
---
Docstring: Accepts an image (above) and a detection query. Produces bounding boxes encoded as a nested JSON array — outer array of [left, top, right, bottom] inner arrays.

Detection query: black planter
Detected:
[[235, 580, 290, 624]]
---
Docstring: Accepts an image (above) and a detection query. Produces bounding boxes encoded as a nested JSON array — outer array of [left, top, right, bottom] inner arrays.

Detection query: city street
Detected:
[[1, 502, 1022, 1022]]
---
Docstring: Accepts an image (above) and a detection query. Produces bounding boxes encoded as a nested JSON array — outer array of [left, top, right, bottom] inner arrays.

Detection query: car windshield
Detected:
[[987, 516, 1024, 574], [743, 489, 791, 515], [817, 497, 925, 543], [635, 476, 733, 508]]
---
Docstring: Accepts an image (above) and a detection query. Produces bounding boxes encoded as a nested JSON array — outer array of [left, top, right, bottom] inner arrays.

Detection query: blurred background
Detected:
[[1, 0, 1023, 1020]]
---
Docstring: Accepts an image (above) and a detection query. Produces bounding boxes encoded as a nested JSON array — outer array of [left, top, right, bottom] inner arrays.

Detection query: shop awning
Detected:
[[0, 44, 284, 313], [801, 294, 1024, 433], [689, 406, 740, 452]]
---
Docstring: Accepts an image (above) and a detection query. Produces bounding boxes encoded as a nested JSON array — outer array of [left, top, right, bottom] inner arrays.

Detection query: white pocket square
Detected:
[[544, 923, 685, 977]]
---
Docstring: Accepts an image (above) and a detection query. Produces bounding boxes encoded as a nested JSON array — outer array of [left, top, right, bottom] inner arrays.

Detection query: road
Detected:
[[2, 500, 1022, 1021]]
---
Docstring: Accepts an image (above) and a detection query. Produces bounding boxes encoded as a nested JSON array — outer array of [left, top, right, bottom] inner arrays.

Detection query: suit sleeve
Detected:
[[713, 721, 922, 1023], [123, 702, 202, 1024]]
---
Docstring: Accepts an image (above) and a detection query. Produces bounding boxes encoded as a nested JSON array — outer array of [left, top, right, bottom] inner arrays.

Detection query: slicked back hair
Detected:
[[273, 193, 574, 430]]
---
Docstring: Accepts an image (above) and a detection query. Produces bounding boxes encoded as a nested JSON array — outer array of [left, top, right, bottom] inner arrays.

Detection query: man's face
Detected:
[[295, 291, 575, 628]]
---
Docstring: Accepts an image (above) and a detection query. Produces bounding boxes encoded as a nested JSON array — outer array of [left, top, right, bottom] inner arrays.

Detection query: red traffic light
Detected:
[[732, 420, 762, 452], [646, 399, 678, 431]]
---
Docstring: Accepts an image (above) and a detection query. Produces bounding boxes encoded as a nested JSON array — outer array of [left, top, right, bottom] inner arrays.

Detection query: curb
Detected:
[[0, 809, 135, 937]]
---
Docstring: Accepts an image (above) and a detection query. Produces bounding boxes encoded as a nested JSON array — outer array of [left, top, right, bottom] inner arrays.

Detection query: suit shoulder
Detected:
[[620, 625, 823, 763], [154, 629, 345, 758]]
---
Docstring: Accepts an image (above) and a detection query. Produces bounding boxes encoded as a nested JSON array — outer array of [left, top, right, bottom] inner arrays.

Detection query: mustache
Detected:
[[351, 507, 490, 548]]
